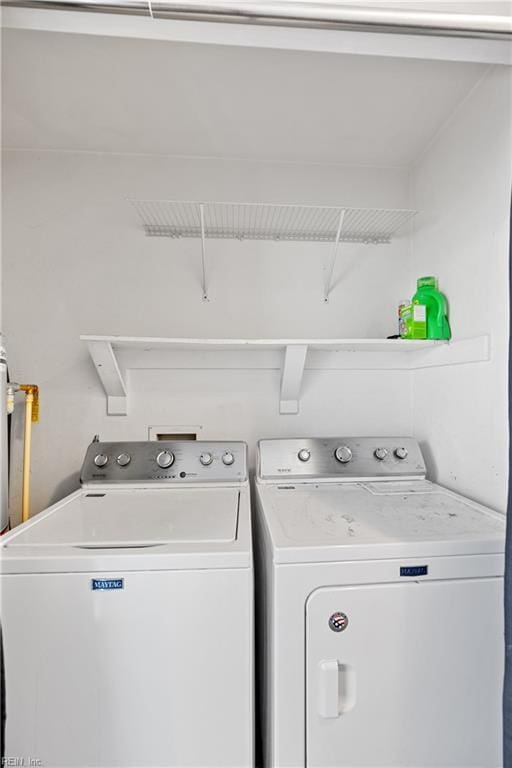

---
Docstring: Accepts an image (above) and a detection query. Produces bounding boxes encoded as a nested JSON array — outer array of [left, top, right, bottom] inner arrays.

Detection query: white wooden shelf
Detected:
[[81, 335, 490, 416], [129, 200, 417, 302]]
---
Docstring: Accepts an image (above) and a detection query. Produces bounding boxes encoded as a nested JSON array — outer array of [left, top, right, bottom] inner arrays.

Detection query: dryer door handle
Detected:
[[318, 660, 356, 718]]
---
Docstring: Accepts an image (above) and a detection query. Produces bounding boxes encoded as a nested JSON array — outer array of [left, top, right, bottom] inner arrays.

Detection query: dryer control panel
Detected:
[[258, 437, 426, 482], [81, 440, 247, 484]]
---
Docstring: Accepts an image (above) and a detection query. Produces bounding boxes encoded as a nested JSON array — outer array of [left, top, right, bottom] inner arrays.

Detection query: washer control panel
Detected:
[[81, 440, 247, 484], [258, 437, 425, 481]]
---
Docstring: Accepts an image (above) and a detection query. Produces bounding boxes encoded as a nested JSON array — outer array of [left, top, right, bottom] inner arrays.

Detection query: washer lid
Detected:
[[5, 488, 240, 548], [257, 480, 505, 563]]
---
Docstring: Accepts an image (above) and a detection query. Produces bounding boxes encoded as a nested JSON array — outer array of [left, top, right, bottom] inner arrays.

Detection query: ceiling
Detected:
[[1, 28, 487, 166]]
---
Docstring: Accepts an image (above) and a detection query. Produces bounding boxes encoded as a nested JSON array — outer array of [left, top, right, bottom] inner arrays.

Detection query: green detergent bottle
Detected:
[[412, 276, 451, 340]]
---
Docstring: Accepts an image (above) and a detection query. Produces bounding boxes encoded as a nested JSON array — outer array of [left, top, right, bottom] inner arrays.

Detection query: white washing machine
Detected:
[[1, 439, 253, 768], [254, 437, 505, 768]]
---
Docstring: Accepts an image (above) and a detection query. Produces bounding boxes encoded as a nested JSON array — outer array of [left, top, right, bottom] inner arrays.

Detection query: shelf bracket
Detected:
[[280, 344, 308, 414], [200, 203, 209, 301], [324, 209, 346, 303], [409, 334, 491, 369], [86, 340, 128, 415]]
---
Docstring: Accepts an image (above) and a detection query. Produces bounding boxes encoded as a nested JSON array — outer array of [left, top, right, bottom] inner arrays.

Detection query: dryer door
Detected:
[[306, 578, 503, 767]]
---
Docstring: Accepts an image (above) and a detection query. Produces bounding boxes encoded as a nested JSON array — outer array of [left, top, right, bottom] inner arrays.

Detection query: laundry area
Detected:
[[0, 2, 511, 767]]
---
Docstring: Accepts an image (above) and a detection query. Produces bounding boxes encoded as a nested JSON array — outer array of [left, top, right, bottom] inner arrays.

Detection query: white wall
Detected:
[[5, 65, 510, 521], [410, 65, 512, 513], [2, 151, 413, 519]]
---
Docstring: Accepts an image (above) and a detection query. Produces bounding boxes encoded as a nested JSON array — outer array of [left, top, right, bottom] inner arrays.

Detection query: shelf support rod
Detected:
[[199, 203, 208, 301], [324, 209, 346, 303]]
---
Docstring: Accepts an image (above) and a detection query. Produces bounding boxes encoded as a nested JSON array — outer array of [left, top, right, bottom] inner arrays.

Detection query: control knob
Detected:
[[156, 450, 174, 469], [222, 452, 235, 466], [374, 447, 388, 460], [335, 446, 352, 464], [200, 452, 213, 466], [116, 453, 131, 467], [394, 447, 408, 460], [298, 449, 311, 462], [93, 453, 108, 468]]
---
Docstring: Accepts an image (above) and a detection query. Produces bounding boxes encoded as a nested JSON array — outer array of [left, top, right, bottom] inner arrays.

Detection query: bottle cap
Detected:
[[417, 276, 437, 288]]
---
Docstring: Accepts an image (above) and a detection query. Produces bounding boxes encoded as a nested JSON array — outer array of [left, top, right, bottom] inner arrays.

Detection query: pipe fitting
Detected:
[[19, 384, 39, 422], [6, 383, 19, 415]]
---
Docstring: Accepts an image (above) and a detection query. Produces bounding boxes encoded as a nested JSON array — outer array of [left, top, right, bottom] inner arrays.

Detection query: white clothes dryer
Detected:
[[255, 436, 505, 768]]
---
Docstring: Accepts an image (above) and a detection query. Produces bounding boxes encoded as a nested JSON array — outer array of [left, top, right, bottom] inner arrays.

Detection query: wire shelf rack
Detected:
[[129, 200, 416, 245]]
